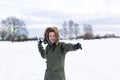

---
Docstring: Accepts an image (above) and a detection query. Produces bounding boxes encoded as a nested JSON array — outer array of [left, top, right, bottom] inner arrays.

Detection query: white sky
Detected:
[[0, 0, 120, 32]]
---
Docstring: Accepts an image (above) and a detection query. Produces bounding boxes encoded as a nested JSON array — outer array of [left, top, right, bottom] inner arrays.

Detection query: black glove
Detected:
[[38, 38, 42, 46], [73, 43, 82, 50]]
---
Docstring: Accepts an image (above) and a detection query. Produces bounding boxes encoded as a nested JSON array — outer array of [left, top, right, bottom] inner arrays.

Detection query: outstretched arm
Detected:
[[61, 42, 82, 53]]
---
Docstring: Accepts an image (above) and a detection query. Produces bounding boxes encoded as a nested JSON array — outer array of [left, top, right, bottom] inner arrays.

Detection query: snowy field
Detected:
[[0, 38, 120, 80]]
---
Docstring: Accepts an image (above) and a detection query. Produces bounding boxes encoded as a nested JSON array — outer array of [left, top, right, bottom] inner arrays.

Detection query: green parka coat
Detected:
[[38, 42, 76, 80]]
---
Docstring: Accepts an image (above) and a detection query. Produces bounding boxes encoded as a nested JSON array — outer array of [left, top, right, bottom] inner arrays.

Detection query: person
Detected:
[[38, 27, 82, 80]]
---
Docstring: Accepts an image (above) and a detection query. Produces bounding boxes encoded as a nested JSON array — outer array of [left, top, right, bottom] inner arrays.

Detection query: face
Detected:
[[49, 32, 56, 43]]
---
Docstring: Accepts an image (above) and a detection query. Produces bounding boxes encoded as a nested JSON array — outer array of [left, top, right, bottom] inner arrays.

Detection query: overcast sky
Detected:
[[0, 0, 120, 35]]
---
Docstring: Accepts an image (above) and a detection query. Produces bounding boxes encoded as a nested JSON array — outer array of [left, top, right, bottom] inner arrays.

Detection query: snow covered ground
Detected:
[[0, 38, 120, 80]]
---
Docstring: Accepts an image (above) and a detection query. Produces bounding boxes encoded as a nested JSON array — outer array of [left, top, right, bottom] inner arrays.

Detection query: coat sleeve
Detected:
[[38, 44, 46, 59], [61, 42, 76, 53]]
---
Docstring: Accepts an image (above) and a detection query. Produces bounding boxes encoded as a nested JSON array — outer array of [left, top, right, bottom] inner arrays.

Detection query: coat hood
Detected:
[[43, 27, 59, 45]]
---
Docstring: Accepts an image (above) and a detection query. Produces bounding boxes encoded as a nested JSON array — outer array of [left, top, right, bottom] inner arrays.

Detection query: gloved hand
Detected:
[[73, 43, 82, 50], [38, 38, 42, 46]]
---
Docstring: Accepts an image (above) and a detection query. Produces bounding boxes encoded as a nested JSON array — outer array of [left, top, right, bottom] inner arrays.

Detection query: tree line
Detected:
[[0, 17, 119, 41], [60, 20, 120, 40]]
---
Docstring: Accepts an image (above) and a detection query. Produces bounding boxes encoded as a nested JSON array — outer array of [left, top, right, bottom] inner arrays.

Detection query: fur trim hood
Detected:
[[43, 27, 59, 45]]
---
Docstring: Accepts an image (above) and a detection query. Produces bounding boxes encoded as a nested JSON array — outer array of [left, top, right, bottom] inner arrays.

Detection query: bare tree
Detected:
[[83, 24, 93, 33], [61, 20, 81, 39], [68, 20, 74, 39], [62, 21, 68, 39], [83, 24, 94, 39], [74, 23, 79, 39], [1, 16, 28, 41]]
